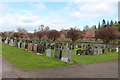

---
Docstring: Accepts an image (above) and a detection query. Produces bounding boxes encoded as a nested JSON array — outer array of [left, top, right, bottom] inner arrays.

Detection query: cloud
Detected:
[[0, 3, 47, 32], [68, 0, 118, 20], [28, 2, 46, 11]]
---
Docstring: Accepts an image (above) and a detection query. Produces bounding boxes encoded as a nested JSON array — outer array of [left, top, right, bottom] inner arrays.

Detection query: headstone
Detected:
[[32, 41, 35, 52], [37, 41, 43, 55], [62, 49, 72, 64], [18, 40, 21, 48], [25, 40, 28, 50], [28, 43, 32, 52], [107, 48, 110, 52], [33, 44, 38, 54], [13, 39, 17, 47], [76, 45, 78, 48], [116, 47, 119, 52], [46, 49, 52, 57], [102, 48, 106, 54], [9, 39, 14, 46], [21, 41, 25, 49], [54, 49, 62, 59], [98, 47, 102, 54], [4, 37, 9, 44], [94, 47, 98, 54]]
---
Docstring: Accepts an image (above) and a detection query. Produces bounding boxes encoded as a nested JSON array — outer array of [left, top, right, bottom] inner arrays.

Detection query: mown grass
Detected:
[[2, 43, 69, 70], [2, 43, 119, 70], [0, 42, 2, 56]]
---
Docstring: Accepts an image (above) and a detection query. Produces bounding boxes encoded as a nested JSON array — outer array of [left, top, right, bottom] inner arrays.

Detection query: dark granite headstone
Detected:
[[54, 49, 62, 59]]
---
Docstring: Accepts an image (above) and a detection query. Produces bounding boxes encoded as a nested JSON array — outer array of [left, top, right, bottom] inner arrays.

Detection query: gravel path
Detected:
[[1, 56, 118, 78]]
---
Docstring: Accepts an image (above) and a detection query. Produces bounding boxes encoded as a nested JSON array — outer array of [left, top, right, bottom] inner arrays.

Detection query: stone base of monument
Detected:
[[37, 53, 43, 55], [61, 57, 73, 64]]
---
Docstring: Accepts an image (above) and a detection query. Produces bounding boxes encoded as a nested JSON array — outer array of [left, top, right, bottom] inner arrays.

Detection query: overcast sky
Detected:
[[0, 0, 118, 33]]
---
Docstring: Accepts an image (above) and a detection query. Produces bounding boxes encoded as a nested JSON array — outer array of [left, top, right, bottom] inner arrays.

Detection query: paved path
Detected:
[[1, 56, 118, 78]]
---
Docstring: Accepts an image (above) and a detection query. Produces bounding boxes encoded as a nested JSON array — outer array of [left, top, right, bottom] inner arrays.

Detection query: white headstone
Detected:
[[46, 49, 51, 57], [116, 47, 119, 52], [9, 39, 14, 46], [4, 37, 9, 44], [98, 47, 102, 54]]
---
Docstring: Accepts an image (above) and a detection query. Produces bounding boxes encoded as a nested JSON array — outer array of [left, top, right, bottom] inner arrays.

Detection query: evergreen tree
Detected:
[[98, 22, 101, 29], [102, 19, 106, 27], [115, 21, 117, 24], [107, 21, 109, 26], [110, 20, 114, 26]]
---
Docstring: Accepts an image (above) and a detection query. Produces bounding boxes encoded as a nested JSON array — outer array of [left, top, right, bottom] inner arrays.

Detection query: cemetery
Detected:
[[1, 35, 119, 70]]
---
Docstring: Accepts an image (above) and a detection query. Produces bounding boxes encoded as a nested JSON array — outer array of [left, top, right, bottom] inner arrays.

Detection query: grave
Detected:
[[116, 47, 119, 52], [13, 39, 17, 47], [33, 44, 38, 54], [54, 49, 62, 59], [46, 49, 52, 57], [61, 49, 72, 64], [28, 43, 32, 52], [21, 41, 25, 49], [9, 39, 14, 46], [102, 47, 106, 54], [94, 47, 98, 54], [98, 47, 102, 54], [37, 41, 43, 55], [4, 37, 9, 44], [18, 40, 21, 48], [25, 40, 28, 50]]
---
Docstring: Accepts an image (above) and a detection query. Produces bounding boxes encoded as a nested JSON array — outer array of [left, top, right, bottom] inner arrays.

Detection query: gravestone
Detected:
[[98, 47, 102, 54], [28, 43, 32, 52], [76, 45, 78, 48], [46, 49, 52, 57], [18, 40, 21, 48], [37, 41, 43, 55], [116, 47, 119, 52], [4, 37, 9, 44], [94, 47, 98, 54], [32, 41, 35, 52], [25, 40, 28, 50], [9, 39, 14, 46], [62, 49, 72, 64], [107, 48, 111, 52], [33, 44, 38, 54], [102, 47, 106, 54], [54, 49, 62, 59], [21, 41, 25, 49], [13, 39, 17, 47]]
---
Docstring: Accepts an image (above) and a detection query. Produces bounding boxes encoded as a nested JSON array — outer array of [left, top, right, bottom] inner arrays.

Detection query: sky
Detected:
[[0, 0, 119, 33]]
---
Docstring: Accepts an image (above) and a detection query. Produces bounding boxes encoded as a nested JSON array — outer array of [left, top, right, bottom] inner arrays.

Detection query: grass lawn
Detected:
[[2, 43, 119, 70], [0, 42, 2, 56]]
